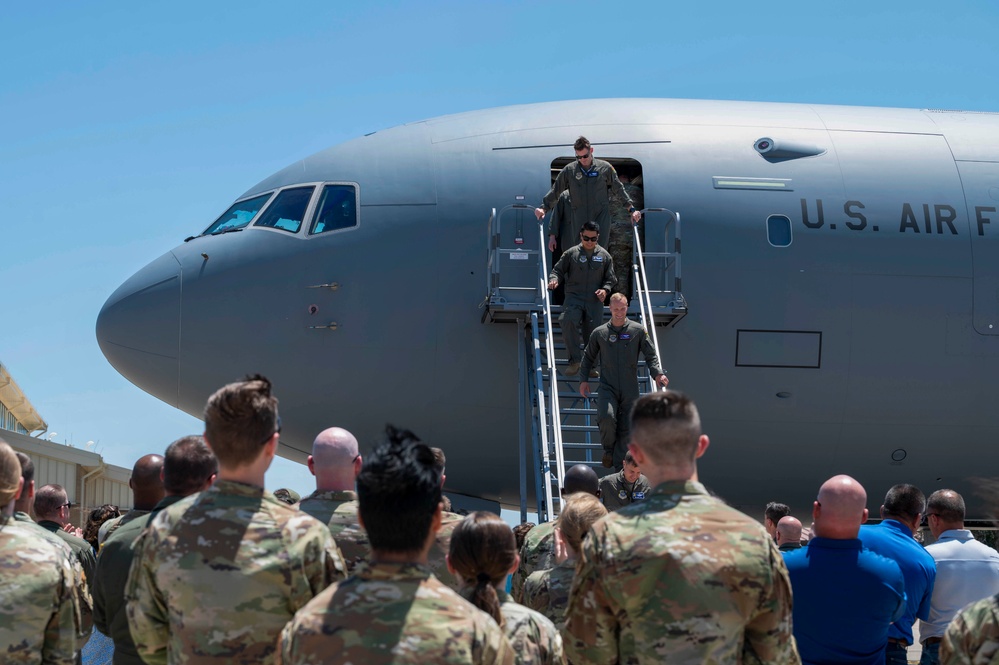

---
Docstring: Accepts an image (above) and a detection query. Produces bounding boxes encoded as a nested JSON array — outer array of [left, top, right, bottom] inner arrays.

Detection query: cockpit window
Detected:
[[310, 184, 358, 235], [203, 193, 273, 234], [254, 186, 315, 233]]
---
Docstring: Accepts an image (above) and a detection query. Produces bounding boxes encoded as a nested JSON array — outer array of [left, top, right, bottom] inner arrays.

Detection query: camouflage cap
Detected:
[[273, 488, 300, 504], [0, 441, 21, 506]]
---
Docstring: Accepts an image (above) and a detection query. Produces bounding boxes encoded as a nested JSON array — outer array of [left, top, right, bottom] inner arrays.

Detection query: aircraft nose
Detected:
[[96, 251, 182, 406]]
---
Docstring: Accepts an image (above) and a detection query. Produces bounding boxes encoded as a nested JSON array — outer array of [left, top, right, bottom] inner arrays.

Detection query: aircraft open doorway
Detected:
[[546, 156, 645, 304]]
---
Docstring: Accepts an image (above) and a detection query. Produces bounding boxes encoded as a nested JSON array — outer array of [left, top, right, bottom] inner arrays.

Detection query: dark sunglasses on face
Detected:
[[581, 235, 598, 242]]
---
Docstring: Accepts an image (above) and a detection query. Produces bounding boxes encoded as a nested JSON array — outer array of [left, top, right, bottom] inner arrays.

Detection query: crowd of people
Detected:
[[4, 374, 999, 665], [3, 138, 999, 663]]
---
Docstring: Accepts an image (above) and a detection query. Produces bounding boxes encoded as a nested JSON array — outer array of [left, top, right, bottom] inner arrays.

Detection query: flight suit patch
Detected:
[[578, 255, 587, 263], [618, 490, 628, 501], [633, 492, 645, 500], [593, 255, 604, 262], [620, 333, 631, 340], [609, 334, 617, 343]]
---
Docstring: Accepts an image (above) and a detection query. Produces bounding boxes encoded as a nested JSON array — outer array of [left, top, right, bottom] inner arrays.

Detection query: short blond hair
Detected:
[[557, 492, 608, 552]]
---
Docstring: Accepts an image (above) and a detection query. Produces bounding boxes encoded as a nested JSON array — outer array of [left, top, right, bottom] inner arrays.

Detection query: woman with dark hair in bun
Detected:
[[448, 512, 565, 665]]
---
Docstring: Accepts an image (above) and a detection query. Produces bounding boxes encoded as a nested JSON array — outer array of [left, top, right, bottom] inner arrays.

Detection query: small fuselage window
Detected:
[[310, 184, 358, 235], [203, 192, 273, 235], [254, 186, 316, 233], [767, 215, 792, 247]]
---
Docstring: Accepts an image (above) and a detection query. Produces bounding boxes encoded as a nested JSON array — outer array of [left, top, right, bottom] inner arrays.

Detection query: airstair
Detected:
[[483, 204, 687, 522]]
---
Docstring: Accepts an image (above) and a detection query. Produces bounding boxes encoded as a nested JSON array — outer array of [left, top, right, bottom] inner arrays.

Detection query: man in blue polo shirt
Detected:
[[859, 484, 937, 665], [785, 475, 906, 664]]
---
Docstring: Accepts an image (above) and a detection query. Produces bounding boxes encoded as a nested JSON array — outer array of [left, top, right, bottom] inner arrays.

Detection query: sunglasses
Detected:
[[581, 235, 598, 242], [576, 151, 592, 160]]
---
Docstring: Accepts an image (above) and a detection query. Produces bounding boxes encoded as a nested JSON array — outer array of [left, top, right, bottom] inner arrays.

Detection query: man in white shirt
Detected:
[[919, 489, 999, 665]]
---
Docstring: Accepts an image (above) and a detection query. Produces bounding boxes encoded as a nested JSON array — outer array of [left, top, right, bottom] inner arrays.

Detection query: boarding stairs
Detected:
[[482, 203, 687, 522]]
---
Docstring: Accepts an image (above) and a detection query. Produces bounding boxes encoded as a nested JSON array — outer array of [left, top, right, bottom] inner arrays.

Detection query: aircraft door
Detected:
[[959, 161, 999, 335]]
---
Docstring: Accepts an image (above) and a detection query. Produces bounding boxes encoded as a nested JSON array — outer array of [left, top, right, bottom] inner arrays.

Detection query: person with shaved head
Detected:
[[511, 464, 600, 602], [776, 516, 803, 553], [784, 475, 906, 664], [98, 453, 165, 545], [564, 390, 798, 664], [298, 426, 368, 572]]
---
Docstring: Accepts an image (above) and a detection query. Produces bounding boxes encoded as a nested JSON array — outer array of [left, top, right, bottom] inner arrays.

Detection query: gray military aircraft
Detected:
[[96, 99, 999, 520]]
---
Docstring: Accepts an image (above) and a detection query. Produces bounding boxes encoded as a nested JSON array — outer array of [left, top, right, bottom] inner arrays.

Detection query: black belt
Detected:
[[886, 638, 909, 647], [924, 637, 942, 646]]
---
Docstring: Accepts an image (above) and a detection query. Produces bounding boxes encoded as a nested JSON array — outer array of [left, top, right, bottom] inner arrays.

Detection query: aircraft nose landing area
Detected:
[[96, 251, 181, 406]]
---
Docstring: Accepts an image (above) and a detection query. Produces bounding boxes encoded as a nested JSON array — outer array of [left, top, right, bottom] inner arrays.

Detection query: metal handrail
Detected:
[[537, 218, 566, 496], [485, 208, 496, 296], [631, 208, 680, 391], [529, 312, 554, 520]]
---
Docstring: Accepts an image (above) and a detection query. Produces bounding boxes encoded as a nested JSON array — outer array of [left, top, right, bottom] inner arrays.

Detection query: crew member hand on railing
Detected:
[[654, 374, 670, 389]]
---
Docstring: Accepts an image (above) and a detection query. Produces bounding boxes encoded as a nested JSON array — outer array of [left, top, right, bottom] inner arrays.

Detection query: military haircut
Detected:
[[0, 440, 20, 507], [883, 483, 925, 520], [582, 220, 600, 234], [629, 390, 702, 466], [357, 425, 442, 554], [33, 483, 68, 518], [429, 446, 446, 476], [765, 502, 791, 525], [15, 451, 34, 485], [203, 373, 279, 467], [927, 489, 965, 523], [573, 136, 591, 152], [557, 492, 607, 553], [164, 435, 218, 496], [448, 512, 516, 626]]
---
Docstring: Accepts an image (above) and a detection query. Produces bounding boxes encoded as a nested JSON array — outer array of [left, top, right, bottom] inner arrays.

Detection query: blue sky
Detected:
[[2, 1, 997, 495]]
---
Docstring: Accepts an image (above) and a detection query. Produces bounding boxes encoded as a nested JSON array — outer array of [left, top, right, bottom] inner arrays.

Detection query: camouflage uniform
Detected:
[[93, 495, 185, 665], [297, 489, 370, 574], [563, 479, 800, 665], [941, 592, 999, 664], [495, 590, 565, 665], [125, 479, 347, 665], [511, 521, 556, 602], [0, 515, 78, 664], [550, 243, 616, 368], [522, 559, 576, 629], [540, 158, 635, 251], [609, 181, 644, 299], [579, 318, 665, 469], [598, 470, 653, 511], [15, 511, 92, 639], [427, 510, 465, 590], [278, 561, 516, 664]]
